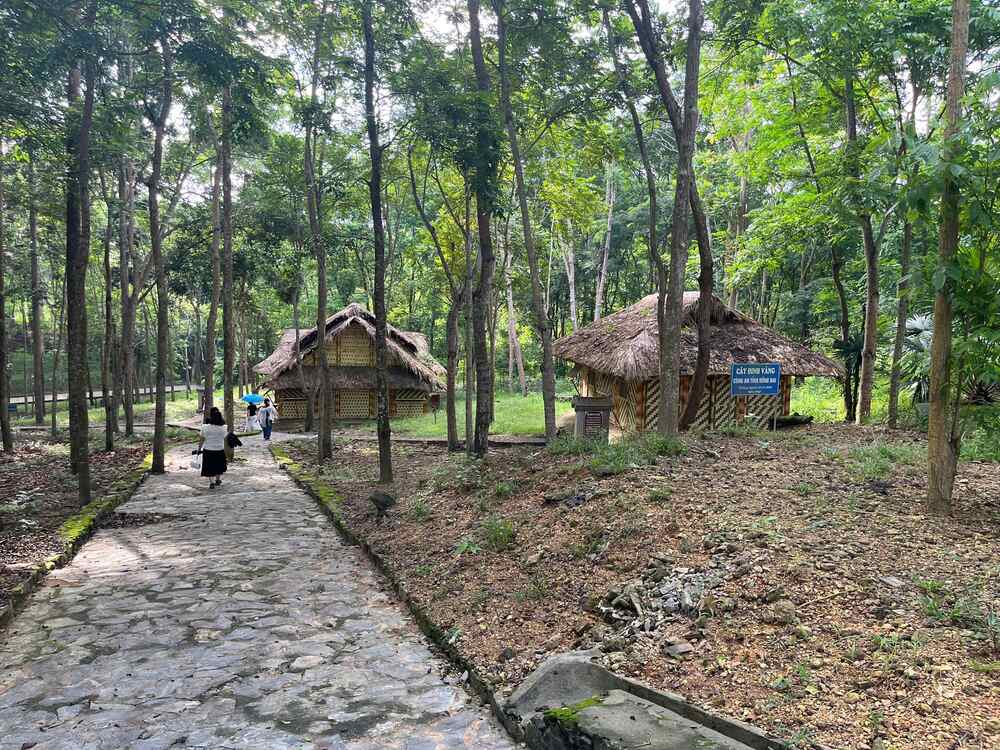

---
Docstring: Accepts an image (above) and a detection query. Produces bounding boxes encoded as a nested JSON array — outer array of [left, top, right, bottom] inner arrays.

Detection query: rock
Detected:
[[793, 624, 812, 640], [663, 640, 694, 658], [844, 691, 863, 704], [290, 655, 325, 671], [985, 718, 1000, 735], [815, 561, 836, 572], [763, 599, 797, 625], [580, 593, 601, 613], [368, 491, 396, 520], [525, 551, 543, 566], [498, 647, 516, 663]]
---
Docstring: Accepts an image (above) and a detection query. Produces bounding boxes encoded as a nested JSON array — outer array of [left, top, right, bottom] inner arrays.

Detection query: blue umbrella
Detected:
[[241, 393, 265, 405]]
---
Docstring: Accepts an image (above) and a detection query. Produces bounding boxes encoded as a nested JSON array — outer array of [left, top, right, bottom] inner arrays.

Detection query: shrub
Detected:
[[409, 498, 431, 521], [431, 457, 482, 492], [455, 538, 481, 556]]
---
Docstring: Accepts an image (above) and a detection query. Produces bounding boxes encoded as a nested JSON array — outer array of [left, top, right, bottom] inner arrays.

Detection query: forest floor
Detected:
[[0, 436, 152, 610], [284, 424, 1000, 750]]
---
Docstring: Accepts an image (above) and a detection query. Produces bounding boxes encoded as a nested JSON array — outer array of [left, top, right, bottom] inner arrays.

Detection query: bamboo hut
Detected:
[[254, 303, 446, 421], [553, 292, 842, 431]]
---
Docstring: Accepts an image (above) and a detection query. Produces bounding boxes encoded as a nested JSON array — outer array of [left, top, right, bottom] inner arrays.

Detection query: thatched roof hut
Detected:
[[255, 303, 445, 420], [554, 292, 841, 432], [554, 292, 842, 380]]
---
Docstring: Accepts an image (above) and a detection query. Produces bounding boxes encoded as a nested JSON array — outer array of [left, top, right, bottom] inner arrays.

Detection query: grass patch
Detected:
[[481, 516, 516, 552], [847, 440, 924, 480], [390, 389, 573, 439]]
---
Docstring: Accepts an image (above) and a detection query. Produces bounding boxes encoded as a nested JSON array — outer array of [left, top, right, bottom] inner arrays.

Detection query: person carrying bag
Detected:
[[259, 398, 278, 441]]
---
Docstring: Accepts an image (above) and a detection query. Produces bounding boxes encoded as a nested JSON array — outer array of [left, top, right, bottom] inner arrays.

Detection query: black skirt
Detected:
[[201, 449, 227, 477]]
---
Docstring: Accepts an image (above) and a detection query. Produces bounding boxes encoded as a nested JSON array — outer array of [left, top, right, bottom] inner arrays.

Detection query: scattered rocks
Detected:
[[525, 550, 544, 566], [662, 638, 694, 658]]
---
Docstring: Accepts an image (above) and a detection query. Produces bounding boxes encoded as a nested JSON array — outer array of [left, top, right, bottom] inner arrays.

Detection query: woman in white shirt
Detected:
[[198, 407, 228, 489]]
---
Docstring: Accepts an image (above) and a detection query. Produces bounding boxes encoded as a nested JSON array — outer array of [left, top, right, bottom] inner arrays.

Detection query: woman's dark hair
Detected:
[[264, 398, 271, 406], [207, 407, 225, 426], [248, 404, 257, 415]]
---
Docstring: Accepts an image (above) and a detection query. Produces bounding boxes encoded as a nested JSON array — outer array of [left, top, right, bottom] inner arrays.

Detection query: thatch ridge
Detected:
[[553, 292, 842, 380], [256, 303, 446, 391]]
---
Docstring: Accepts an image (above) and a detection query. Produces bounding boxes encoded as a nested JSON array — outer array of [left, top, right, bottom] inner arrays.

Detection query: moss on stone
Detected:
[[543, 696, 604, 727]]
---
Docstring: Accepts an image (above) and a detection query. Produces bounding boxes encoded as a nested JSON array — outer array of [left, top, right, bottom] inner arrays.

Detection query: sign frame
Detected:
[[730, 362, 782, 397]]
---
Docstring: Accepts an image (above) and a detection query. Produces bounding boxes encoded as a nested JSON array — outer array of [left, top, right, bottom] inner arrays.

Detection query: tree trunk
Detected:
[[363, 0, 392, 483], [559, 224, 579, 332], [101, 181, 114, 451], [65, 49, 95, 501], [679, 185, 713, 431], [0, 143, 12, 452], [29, 155, 45, 424], [888, 218, 912, 428], [464, 202, 475, 457], [594, 161, 615, 321], [204, 140, 222, 415], [446, 297, 461, 451], [292, 293, 313, 432], [493, 0, 556, 439], [222, 83, 236, 447], [118, 158, 136, 436], [844, 74, 879, 424], [51, 280, 66, 438], [467, 0, 497, 457], [927, 0, 970, 513], [504, 248, 527, 396], [624, 0, 706, 436], [148, 41, 173, 474]]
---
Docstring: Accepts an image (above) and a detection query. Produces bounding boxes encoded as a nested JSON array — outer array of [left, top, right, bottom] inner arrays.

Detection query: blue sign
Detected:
[[730, 363, 781, 396]]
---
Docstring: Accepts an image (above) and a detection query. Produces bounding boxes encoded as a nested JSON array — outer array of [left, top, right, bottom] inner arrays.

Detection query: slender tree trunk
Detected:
[[446, 297, 461, 451], [493, 0, 556, 439], [118, 158, 136, 436], [504, 249, 527, 396], [363, 0, 392, 483], [0, 143, 12, 452], [148, 41, 173, 474], [831, 249, 855, 421], [222, 83, 236, 447], [29, 156, 45, 424], [844, 74, 879, 424], [467, 0, 497, 457], [51, 281, 65, 438], [292, 293, 313, 431], [101, 183, 114, 451], [464, 204, 475, 457], [680, 190, 713, 431], [204, 142, 222, 414], [65, 49, 95, 500], [928, 0, 970, 513], [559, 225, 579, 332], [888, 218, 913, 428], [594, 161, 615, 321]]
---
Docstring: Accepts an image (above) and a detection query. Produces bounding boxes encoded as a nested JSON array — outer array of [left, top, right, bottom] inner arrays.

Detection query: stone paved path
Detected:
[[0, 437, 517, 750]]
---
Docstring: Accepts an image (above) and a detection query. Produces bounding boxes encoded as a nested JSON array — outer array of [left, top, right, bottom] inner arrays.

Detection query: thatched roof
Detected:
[[255, 303, 446, 391], [254, 329, 299, 378], [270, 366, 434, 393], [553, 292, 843, 381]]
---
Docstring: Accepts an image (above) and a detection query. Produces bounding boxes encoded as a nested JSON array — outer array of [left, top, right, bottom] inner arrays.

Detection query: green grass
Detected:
[[11, 389, 210, 428], [790, 376, 890, 424], [391, 389, 572, 438], [847, 440, 925, 480]]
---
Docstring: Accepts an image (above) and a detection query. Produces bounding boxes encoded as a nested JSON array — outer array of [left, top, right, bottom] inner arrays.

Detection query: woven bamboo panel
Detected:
[[278, 399, 307, 420], [338, 389, 373, 418], [617, 381, 641, 431], [643, 378, 659, 432], [691, 381, 713, 430], [334, 325, 374, 366], [712, 376, 736, 427], [743, 393, 781, 428], [394, 389, 426, 401], [394, 400, 426, 419]]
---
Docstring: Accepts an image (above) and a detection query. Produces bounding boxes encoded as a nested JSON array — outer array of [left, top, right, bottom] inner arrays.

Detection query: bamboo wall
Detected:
[[580, 367, 792, 432]]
